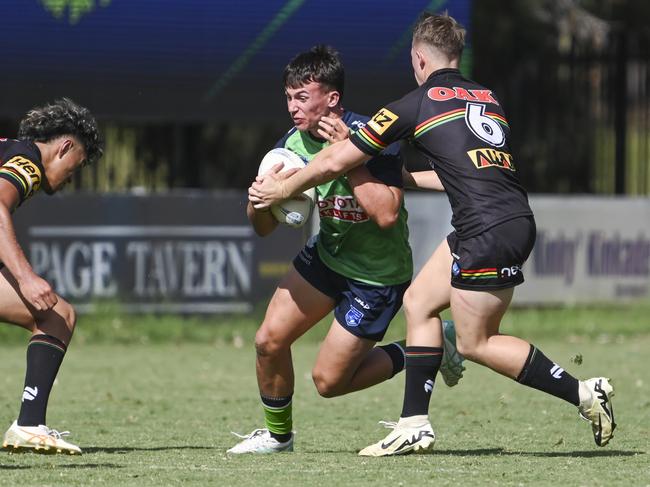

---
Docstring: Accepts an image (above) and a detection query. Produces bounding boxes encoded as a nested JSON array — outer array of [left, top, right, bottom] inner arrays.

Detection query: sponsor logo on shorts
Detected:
[[368, 108, 399, 135], [452, 261, 461, 277], [500, 265, 521, 278], [345, 306, 364, 327], [297, 248, 313, 266], [354, 297, 370, 310]]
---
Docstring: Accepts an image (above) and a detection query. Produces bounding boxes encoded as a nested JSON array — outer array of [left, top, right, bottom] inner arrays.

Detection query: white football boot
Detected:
[[358, 415, 435, 457], [227, 428, 294, 454], [578, 377, 616, 446], [2, 420, 82, 454], [439, 320, 466, 387]]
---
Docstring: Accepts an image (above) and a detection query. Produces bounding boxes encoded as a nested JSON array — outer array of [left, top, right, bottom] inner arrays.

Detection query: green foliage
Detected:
[[40, 0, 111, 24]]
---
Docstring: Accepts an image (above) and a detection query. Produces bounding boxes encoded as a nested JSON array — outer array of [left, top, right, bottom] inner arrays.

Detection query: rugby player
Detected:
[[250, 15, 616, 455], [1, 98, 103, 454], [228, 45, 464, 454]]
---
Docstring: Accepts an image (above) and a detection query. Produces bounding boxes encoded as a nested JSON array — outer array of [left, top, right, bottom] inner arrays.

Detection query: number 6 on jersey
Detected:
[[465, 102, 505, 147]]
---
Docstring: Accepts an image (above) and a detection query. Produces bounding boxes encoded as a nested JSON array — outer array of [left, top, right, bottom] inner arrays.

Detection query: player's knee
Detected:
[[403, 287, 441, 322], [254, 326, 288, 358], [311, 369, 343, 398], [402, 288, 419, 317], [53, 300, 77, 344], [455, 336, 480, 362], [35, 299, 76, 345], [62, 300, 77, 331], [53, 299, 77, 335]]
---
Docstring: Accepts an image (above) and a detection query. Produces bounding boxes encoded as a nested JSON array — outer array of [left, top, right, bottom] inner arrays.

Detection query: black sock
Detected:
[[17, 335, 67, 426], [517, 345, 580, 406], [400, 346, 443, 417], [377, 340, 406, 377]]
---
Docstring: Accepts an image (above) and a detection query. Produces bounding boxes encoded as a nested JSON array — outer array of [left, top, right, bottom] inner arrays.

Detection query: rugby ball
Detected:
[[257, 148, 316, 228]]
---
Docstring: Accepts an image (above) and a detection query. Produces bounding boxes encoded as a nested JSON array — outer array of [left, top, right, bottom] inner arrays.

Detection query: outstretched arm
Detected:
[[401, 167, 445, 191], [318, 115, 402, 228], [0, 180, 58, 310], [250, 139, 370, 209]]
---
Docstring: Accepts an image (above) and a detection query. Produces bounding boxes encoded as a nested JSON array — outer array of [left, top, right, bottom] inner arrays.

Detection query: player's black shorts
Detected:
[[293, 238, 409, 342], [447, 216, 536, 291]]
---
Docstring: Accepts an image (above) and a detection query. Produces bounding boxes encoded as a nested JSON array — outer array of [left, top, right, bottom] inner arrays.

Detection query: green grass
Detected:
[[0, 306, 649, 485], [0, 301, 648, 346]]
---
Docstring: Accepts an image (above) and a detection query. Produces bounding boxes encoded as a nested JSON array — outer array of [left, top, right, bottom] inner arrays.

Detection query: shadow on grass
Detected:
[[316, 447, 643, 458], [435, 448, 643, 458], [505, 450, 644, 458], [1, 463, 124, 469], [83, 446, 216, 454], [315, 447, 505, 455]]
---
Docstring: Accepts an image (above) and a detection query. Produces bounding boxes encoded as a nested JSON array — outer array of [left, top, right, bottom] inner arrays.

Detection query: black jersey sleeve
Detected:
[[0, 142, 44, 204], [364, 142, 403, 188], [349, 91, 420, 157]]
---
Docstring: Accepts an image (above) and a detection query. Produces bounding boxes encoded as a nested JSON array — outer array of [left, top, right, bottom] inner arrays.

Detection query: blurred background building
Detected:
[[0, 0, 648, 312], [1, 0, 648, 194]]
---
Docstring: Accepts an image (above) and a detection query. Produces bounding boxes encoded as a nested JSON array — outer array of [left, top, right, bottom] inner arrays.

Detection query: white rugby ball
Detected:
[[257, 148, 316, 228]]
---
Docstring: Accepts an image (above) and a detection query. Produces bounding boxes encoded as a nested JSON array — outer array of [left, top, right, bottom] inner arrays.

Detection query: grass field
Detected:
[[1, 307, 649, 486]]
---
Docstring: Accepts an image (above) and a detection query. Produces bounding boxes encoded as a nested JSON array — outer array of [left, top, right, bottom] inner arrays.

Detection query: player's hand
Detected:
[[276, 167, 300, 180], [256, 162, 285, 182], [254, 162, 299, 183], [317, 116, 349, 143], [250, 172, 289, 209], [18, 273, 58, 311]]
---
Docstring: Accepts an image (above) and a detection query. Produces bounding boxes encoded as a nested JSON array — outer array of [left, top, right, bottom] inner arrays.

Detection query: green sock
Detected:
[[261, 395, 293, 442]]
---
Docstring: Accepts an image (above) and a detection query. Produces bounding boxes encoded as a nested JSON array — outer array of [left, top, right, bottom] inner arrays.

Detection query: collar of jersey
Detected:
[[427, 68, 461, 81]]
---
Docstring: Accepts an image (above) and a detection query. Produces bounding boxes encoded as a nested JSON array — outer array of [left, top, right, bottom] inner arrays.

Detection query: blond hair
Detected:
[[412, 12, 465, 62]]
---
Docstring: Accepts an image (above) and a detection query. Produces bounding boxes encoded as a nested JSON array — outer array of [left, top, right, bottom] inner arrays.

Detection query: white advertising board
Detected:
[[405, 194, 650, 305]]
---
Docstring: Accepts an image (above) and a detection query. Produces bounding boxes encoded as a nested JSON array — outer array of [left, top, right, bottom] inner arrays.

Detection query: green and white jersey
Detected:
[[275, 111, 412, 286]]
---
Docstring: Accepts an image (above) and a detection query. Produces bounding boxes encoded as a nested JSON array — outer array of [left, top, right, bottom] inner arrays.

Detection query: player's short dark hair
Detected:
[[283, 45, 345, 99], [412, 12, 465, 62], [18, 98, 103, 165]]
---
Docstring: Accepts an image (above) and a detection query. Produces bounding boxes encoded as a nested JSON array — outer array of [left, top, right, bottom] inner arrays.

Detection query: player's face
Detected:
[[43, 138, 87, 194], [285, 81, 337, 134]]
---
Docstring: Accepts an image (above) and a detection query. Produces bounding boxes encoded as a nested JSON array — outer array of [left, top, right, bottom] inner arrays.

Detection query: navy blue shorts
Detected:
[[292, 239, 409, 342], [447, 216, 536, 291]]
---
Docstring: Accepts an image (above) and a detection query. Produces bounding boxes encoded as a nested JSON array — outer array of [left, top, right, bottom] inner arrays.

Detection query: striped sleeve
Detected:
[[349, 93, 418, 156], [0, 155, 43, 203], [350, 125, 388, 155]]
